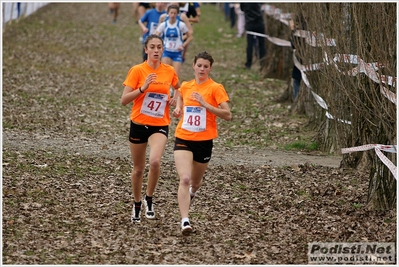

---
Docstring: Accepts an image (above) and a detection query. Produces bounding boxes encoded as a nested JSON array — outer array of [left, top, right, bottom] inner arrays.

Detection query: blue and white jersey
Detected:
[[140, 9, 166, 44], [156, 19, 189, 53]]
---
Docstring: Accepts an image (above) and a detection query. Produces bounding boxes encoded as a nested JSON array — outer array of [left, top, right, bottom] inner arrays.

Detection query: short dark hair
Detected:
[[194, 51, 214, 66], [144, 34, 164, 48]]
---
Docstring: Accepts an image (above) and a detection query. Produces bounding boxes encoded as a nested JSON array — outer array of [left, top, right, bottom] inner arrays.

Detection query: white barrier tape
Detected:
[[292, 51, 312, 88], [326, 111, 351, 124], [268, 10, 292, 26], [293, 29, 309, 38], [267, 36, 292, 47], [381, 75, 397, 87], [296, 49, 391, 90], [264, 5, 396, 108], [342, 144, 397, 179], [378, 145, 397, 153], [332, 55, 397, 104], [303, 63, 325, 72], [342, 144, 397, 154], [279, 13, 292, 20], [292, 30, 336, 47], [380, 84, 397, 105], [264, 7, 290, 19], [299, 53, 382, 76], [348, 61, 380, 83], [245, 31, 268, 38], [333, 54, 360, 64], [296, 51, 397, 105], [264, 7, 397, 94], [279, 18, 290, 26], [246, 31, 291, 47], [311, 91, 328, 110], [374, 148, 397, 179], [333, 54, 383, 81], [332, 54, 384, 71], [263, 2, 393, 95], [327, 53, 379, 82], [266, 5, 396, 170], [264, 5, 281, 17], [293, 50, 352, 125], [326, 53, 397, 103]]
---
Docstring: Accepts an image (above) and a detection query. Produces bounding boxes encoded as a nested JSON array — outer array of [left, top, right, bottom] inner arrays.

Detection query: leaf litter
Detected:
[[2, 3, 396, 265]]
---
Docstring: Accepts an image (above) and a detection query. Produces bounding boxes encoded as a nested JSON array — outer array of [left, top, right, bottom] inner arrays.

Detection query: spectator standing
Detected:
[[120, 34, 180, 223], [240, 3, 266, 70], [223, 3, 230, 21], [234, 3, 245, 38], [172, 51, 232, 235], [229, 3, 236, 29], [138, 2, 167, 62]]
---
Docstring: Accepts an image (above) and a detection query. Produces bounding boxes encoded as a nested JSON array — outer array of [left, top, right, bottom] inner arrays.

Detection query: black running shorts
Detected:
[[174, 137, 213, 163], [129, 121, 168, 144]]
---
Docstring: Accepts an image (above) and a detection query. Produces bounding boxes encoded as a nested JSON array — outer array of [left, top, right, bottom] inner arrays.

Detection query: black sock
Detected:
[[145, 195, 153, 210], [134, 201, 141, 215]]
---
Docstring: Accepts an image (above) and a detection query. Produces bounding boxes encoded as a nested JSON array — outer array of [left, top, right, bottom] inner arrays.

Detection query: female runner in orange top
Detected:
[[121, 34, 180, 223], [172, 51, 232, 234]]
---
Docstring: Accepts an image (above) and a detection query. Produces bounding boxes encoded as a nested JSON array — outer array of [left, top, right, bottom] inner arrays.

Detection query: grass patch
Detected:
[[284, 141, 319, 151]]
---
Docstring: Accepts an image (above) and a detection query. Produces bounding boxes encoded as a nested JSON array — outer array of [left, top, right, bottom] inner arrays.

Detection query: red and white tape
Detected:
[[293, 30, 336, 47], [294, 51, 397, 105], [342, 144, 397, 153], [293, 50, 352, 124], [263, 4, 397, 105], [263, 4, 397, 178], [381, 75, 396, 87], [342, 144, 397, 179]]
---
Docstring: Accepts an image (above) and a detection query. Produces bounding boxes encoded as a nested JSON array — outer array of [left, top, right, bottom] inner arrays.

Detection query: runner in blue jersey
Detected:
[[138, 3, 167, 62], [154, 4, 193, 79]]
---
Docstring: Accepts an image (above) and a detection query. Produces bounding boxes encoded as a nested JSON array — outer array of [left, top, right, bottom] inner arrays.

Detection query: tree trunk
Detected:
[[265, 3, 396, 210]]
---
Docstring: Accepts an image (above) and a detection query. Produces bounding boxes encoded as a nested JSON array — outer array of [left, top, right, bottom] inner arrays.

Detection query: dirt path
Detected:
[[3, 129, 342, 168]]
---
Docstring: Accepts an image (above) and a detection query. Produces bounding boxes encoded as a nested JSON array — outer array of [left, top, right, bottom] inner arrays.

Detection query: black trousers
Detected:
[[245, 24, 266, 69]]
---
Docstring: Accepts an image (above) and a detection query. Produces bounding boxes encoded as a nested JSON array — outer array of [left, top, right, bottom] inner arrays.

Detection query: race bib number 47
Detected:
[[140, 93, 167, 118], [182, 106, 206, 132]]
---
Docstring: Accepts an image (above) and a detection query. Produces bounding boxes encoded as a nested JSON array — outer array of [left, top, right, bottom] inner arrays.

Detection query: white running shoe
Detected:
[[181, 221, 193, 235]]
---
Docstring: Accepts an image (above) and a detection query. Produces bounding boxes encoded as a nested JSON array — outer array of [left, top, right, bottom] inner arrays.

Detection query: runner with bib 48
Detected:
[[172, 51, 232, 235]]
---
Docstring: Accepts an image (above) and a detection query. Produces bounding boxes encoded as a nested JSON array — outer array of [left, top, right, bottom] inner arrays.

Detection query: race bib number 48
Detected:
[[182, 106, 206, 132], [140, 93, 167, 118]]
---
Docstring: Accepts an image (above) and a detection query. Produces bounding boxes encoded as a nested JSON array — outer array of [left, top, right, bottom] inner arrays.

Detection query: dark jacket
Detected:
[[240, 3, 264, 30]]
